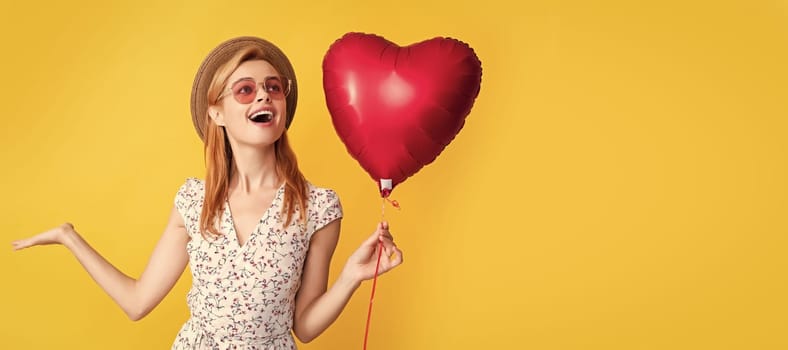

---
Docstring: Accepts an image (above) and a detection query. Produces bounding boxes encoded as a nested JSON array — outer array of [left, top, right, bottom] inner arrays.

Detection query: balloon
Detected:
[[322, 32, 482, 197]]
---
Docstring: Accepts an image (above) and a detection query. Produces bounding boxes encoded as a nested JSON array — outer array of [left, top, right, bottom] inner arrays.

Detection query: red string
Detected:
[[363, 240, 384, 350], [363, 197, 400, 349]]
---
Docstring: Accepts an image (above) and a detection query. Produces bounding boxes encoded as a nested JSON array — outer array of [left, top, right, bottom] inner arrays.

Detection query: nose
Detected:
[[255, 84, 271, 103]]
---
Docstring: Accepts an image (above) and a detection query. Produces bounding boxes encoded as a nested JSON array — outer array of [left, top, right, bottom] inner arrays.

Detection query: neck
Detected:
[[229, 143, 280, 194]]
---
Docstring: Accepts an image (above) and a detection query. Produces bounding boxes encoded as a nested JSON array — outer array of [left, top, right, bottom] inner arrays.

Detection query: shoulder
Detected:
[[304, 182, 343, 237], [305, 182, 341, 210], [177, 177, 205, 197], [306, 182, 339, 199], [175, 177, 205, 211]]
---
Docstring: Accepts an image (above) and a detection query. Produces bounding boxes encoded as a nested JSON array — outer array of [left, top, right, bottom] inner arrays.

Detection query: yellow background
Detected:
[[1, 0, 786, 349]]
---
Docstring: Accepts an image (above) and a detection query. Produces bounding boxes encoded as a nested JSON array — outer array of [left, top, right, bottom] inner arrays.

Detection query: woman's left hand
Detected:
[[342, 221, 403, 285]]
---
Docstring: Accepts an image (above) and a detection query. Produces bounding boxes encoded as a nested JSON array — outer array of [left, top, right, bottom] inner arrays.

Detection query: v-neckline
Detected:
[[224, 183, 285, 249]]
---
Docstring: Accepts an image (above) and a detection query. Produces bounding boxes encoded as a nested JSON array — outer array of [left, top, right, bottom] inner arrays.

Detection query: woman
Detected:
[[11, 36, 403, 349]]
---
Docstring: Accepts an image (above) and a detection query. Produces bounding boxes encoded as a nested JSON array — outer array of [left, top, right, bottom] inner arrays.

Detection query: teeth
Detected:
[[249, 110, 274, 123], [249, 110, 273, 119]]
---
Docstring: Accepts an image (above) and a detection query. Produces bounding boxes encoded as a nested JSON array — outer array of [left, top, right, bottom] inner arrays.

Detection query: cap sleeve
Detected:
[[307, 188, 343, 240], [174, 177, 203, 224]]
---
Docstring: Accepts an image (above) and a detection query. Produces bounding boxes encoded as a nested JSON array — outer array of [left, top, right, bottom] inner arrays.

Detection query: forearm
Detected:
[[294, 271, 360, 343], [62, 230, 141, 319]]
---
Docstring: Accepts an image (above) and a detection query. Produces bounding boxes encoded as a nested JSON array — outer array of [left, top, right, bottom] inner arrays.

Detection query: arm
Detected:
[[292, 221, 403, 343], [12, 205, 190, 321]]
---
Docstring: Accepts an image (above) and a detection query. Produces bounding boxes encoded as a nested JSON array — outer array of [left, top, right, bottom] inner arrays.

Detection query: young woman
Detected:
[[11, 36, 404, 349]]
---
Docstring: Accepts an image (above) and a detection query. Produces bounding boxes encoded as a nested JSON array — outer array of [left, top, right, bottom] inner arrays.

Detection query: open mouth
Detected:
[[248, 110, 273, 123]]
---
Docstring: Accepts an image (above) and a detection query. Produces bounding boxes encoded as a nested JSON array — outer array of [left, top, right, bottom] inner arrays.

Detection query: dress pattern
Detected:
[[171, 178, 342, 349]]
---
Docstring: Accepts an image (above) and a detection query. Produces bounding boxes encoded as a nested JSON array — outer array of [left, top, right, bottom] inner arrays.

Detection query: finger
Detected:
[[381, 247, 403, 273], [362, 228, 380, 247], [11, 240, 30, 251], [382, 237, 400, 260], [377, 221, 391, 236], [378, 236, 395, 253], [379, 229, 393, 241], [366, 221, 391, 248], [377, 226, 393, 243], [381, 234, 393, 245], [358, 234, 383, 261], [389, 246, 403, 268]]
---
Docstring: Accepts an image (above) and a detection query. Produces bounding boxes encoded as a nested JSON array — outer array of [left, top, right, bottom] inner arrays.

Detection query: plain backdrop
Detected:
[[1, 0, 786, 349]]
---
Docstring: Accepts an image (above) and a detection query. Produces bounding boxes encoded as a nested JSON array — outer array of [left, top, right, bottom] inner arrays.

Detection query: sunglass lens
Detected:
[[265, 77, 285, 96], [232, 80, 258, 104]]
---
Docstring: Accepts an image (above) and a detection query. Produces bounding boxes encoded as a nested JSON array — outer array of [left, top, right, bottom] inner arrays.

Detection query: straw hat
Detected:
[[190, 36, 298, 140]]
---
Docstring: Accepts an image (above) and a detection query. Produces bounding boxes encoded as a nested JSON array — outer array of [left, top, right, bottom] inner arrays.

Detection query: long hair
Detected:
[[198, 46, 307, 238]]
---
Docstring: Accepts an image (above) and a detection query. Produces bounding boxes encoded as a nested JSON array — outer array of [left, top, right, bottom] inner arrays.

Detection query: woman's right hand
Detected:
[[11, 206, 190, 321], [12, 222, 75, 251]]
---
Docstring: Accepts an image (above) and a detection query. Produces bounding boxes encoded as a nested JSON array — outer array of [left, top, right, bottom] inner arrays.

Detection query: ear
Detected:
[[208, 106, 225, 126]]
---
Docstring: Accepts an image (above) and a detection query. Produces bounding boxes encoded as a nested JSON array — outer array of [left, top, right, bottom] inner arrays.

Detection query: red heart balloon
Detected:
[[323, 33, 482, 196]]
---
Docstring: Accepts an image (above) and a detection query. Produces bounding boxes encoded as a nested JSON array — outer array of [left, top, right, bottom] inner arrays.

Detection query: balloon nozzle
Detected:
[[379, 179, 393, 198]]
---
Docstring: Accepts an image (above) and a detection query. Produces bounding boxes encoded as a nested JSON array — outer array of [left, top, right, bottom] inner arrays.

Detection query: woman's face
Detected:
[[211, 59, 288, 149]]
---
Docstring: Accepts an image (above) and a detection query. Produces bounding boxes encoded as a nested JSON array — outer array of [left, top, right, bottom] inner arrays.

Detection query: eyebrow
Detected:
[[229, 76, 283, 86], [229, 77, 256, 86]]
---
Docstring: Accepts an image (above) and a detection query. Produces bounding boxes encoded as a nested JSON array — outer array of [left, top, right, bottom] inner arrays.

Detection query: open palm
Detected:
[[12, 223, 74, 251]]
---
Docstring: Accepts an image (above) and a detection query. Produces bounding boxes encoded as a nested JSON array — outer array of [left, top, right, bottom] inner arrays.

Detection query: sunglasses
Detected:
[[216, 76, 292, 104]]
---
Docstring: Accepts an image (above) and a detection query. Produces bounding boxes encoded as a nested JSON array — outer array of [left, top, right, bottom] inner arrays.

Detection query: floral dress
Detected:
[[171, 178, 342, 349]]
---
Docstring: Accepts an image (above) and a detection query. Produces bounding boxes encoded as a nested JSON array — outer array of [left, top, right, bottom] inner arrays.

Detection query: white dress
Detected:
[[170, 178, 342, 349]]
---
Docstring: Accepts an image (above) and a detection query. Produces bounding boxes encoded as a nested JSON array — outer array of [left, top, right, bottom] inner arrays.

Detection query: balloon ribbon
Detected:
[[363, 197, 400, 349], [363, 240, 384, 350]]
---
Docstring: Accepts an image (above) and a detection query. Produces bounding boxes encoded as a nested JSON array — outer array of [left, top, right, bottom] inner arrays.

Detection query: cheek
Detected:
[[224, 105, 248, 124], [277, 101, 288, 119]]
